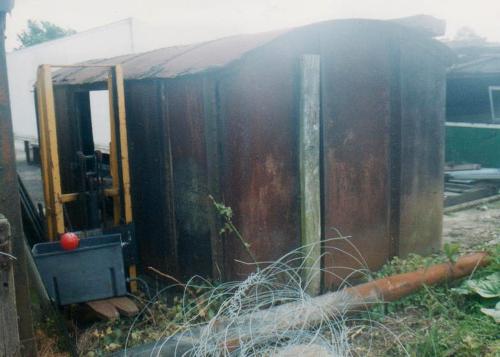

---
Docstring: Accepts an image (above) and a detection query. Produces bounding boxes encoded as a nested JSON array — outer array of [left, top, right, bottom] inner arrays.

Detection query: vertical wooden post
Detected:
[[110, 65, 137, 291], [107, 74, 121, 225], [0, 216, 20, 356], [0, 9, 37, 356], [299, 55, 321, 295], [112, 65, 133, 224], [36, 64, 64, 240]]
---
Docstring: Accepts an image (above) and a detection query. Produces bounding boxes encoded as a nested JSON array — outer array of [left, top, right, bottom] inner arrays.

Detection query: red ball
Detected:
[[60, 232, 80, 251]]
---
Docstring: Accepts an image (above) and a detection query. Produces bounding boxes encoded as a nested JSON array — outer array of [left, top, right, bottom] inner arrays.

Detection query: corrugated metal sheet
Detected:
[[448, 56, 500, 77], [52, 29, 288, 84]]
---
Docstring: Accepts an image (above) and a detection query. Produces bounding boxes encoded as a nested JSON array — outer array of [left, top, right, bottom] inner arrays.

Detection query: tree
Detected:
[[16, 20, 76, 49], [453, 26, 487, 46]]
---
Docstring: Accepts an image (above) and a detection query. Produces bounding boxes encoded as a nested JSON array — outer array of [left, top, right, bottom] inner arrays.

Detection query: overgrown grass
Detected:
[[351, 243, 500, 357], [55, 243, 500, 356]]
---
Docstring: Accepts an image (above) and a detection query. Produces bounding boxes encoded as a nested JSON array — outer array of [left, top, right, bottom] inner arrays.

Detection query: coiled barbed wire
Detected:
[[124, 236, 409, 357]]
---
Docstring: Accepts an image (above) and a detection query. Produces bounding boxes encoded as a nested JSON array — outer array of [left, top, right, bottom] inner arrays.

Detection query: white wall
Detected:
[[89, 90, 111, 149], [7, 18, 135, 142]]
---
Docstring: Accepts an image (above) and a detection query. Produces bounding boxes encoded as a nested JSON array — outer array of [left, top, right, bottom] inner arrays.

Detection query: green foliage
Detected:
[[450, 244, 500, 323], [481, 301, 500, 323], [453, 271, 500, 324], [16, 20, 76, 49], [462, 272, 500, 298], [484, 243, 500, 274], [209, 195, 259, 268], [373, 252, 447, 279], [410, 326, 440, 357], [443, 242, 461, 263], [359, 243, 500, 356]]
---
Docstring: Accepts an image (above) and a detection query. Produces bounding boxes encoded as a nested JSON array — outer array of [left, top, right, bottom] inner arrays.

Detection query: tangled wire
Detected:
[[123, 236, 406, 356]]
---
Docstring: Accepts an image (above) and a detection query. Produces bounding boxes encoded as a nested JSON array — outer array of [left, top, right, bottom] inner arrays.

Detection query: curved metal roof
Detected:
[[52, 28, 288, 84], [52, 18, 452, 85]]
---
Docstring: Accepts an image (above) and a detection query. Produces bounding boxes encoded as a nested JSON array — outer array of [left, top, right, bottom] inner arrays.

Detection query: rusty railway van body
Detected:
[[48, 19, 451, 287]]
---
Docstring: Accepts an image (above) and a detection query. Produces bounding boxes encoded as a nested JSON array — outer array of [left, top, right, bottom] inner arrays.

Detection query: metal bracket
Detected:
[[0, 215, 13, 292], [104, 223, 137, 266]]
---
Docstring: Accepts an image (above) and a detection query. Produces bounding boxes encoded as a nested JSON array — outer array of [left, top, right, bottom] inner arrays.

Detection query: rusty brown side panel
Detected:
[[164, 77, 217, 278], [125, 80, 177, 273], [216, 29, 319, 280], [397, 39, 447, 256], [320, 23, 396, 288]]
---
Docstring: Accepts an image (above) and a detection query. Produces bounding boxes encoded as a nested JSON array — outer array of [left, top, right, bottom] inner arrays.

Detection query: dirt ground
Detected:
[[443, 200, 500, 248]]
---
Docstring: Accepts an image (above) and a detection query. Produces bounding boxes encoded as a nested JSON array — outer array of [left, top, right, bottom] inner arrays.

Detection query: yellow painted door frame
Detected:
[[35, 64, 137, 291]]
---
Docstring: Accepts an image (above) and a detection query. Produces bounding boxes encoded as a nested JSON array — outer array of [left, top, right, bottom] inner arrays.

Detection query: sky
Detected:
[[5, 0, 500, 51]]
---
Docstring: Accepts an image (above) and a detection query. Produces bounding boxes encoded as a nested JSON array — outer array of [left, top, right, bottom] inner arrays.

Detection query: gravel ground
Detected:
[[443, 200, 500, 248]]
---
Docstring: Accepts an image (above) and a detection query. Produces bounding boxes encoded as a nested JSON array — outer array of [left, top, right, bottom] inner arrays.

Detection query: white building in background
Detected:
[[6, 17, 217, 147]]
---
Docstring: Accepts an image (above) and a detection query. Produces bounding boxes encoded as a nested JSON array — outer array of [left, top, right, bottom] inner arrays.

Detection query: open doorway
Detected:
[[89, 90, 111, 151]]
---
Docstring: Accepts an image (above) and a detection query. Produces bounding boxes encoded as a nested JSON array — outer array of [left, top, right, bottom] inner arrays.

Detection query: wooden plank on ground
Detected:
[[107, 297, 139, 317], [298, 54, 321, 296], [86, 300, 119, 321], [444, 185, 498, 207], [444, 163, 481, 171]]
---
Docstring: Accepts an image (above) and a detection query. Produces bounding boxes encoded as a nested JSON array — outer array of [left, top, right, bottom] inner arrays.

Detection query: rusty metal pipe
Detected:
[[345, 252, 490, 304], [219, 252, 490, 351]]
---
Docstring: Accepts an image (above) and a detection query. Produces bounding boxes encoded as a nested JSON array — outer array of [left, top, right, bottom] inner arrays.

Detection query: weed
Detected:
[[208, 195, 259, 268], [352, 243, 500, 357], [444, 242, 461, 263]]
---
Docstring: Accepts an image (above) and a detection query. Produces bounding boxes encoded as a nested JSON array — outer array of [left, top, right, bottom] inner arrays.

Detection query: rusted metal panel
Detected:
[[201, 77, 224, 279], [321, 23, 396, 288], [164, 76, 217, 278], [216, 34, 316, 280], [125, 80, 178, 274], [397, 38, 448, 256]]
